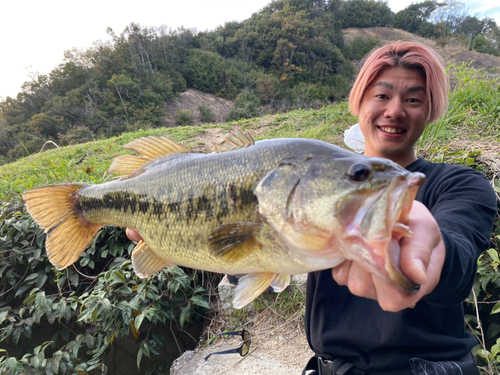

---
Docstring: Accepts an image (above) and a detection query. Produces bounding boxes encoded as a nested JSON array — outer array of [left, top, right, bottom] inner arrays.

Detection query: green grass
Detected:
[[1, 63, 499, 198], [0, 105, 354, 198]]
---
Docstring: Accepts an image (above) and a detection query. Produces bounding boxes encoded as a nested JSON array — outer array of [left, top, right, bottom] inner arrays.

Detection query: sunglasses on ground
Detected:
[[204, 330, 251, 361]]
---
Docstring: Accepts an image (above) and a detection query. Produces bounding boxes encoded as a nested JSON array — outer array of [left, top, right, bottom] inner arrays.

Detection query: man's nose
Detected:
[[384, 98, 405, 119]]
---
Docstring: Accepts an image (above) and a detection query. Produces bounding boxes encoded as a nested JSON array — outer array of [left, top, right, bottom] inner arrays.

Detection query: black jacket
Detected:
[[305, 158, 497, 371]]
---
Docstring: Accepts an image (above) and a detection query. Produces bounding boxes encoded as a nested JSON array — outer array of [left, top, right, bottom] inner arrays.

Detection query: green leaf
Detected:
[[137, 346, 144, 370], [52, 351, 62, 374], [190, 295, 210, 309], [148, 339, 160, 355], [0, 311, 7, 324], [141, 342, 151, 358], [151, 332, 167, 349], [134, 313, 146, 330], [179, 306, 189, 329], [36, 274, 48, 288], [69, 272, 79, 287], [491, 302, 500, 315], [84, 334, 95, 348], [477, 349, 490, 358], [14, 283, 32, 298], [12, 327, 22, 345], [487, 249, 500, 264], [112, 270, 125, 283], [5, 357, 24, 373], [72, 340, 81, 359], [25, 273, 39, 281]]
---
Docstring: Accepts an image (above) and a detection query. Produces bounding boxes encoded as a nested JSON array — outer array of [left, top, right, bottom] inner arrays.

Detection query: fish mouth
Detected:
[[343, 171, 426, 293]]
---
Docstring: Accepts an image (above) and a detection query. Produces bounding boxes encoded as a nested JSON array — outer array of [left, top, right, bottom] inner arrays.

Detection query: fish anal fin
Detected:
[[232, 273, 278, 309], [209, 222, 262, 262], [23, 184, 101, 270], [206, 129, 255, 153], [131, 240, 173, 278]]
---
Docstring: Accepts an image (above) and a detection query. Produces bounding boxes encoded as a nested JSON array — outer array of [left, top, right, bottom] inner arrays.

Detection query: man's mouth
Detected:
[[379, 126, 405, 134]]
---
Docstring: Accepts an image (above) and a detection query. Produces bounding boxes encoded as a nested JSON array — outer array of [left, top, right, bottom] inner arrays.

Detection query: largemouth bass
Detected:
[[23, 130, 425, 308]]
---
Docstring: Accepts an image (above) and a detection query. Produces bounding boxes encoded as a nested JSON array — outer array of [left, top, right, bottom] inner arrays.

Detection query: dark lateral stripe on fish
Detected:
[[78, 187, 258, 224]]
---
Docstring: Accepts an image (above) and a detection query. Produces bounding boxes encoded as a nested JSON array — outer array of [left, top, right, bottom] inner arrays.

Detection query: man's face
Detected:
[[358, 67, 428, 167]]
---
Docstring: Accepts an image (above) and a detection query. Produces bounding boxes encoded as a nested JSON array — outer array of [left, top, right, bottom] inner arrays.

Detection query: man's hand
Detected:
[[331, 201, 446, 312]]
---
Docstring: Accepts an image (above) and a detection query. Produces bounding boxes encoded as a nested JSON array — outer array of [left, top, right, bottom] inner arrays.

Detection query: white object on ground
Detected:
[[344, 123, 365, 153]]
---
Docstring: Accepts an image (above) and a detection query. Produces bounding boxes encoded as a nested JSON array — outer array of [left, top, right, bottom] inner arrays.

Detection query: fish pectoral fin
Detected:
[[131, 240, 173, 278], [208, 222, 262, 262], [270, 274, 291, 292], [23, 184, 101, 270], [206, 129, 255, 153], [109, 136, 193, 176], [232, 273, 278, 309]]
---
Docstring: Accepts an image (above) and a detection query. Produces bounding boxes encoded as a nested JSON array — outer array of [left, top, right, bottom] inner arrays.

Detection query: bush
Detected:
[[227, 91, 261, 121], [198, 103, 215, 123], [0, 196, 211, 374], [58, 126, 95, 146], [175, 109, 194, 126]]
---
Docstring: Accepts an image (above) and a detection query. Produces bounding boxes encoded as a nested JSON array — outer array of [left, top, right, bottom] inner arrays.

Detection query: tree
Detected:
[[184, 49, 225, 93], [457, 15, 491, 50], [341, 0, 394, 28], [27, 113, 67, 139], [394, 1, 443, 35]]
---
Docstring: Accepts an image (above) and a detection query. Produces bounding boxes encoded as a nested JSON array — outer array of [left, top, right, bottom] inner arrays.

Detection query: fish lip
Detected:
[[343, 172, 425, 293]]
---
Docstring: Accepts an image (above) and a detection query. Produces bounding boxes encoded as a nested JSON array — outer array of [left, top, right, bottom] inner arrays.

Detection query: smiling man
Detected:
[[303, 41, 497, 375]]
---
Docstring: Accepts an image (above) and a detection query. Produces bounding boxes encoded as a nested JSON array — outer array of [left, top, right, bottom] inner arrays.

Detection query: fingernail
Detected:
[[413, 259, 427, 284]]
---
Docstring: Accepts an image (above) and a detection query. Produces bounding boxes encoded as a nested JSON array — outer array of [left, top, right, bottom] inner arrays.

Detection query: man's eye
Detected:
[[407, 98, 422, 103]]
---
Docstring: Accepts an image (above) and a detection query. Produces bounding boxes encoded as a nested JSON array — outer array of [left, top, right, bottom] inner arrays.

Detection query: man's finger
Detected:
[[126, 228, 143, 242]]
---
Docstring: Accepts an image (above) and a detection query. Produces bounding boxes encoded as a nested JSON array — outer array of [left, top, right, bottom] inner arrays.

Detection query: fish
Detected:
[[23, 130, 426, 308]]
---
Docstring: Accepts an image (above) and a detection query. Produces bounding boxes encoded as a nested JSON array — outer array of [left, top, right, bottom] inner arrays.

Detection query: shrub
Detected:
[[198, 103, 215, 123], [175, 109, 194, 126], [0, 196, 211, 374]]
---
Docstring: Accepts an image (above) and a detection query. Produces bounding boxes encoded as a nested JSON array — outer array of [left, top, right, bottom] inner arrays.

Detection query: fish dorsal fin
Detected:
[[208, 222, 262, 262], [232, 273, 279, 308], [109, 136, 192, 176], [131, 240, 174, 278], [207, 129, 255, 153]]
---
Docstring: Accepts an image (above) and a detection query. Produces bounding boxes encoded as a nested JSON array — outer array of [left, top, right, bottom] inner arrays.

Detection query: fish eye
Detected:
[[348, 163, 372, 182]]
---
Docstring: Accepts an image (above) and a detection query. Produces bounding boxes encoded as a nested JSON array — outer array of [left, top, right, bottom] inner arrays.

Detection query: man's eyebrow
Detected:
[[407, 85, 426, 93], [374, 81, 393, 89], [374, 81, 426, 93]]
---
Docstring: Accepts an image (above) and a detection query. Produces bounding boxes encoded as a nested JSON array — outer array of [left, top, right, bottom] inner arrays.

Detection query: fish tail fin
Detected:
[[23, 184, 101, 270]]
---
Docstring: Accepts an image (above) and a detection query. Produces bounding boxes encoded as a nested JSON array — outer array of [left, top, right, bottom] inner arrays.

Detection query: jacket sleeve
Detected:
[[421, 167, 497, 307]]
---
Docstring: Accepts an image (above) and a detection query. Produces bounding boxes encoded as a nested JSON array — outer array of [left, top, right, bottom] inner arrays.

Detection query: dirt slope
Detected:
[[161, 88, 233, 127]]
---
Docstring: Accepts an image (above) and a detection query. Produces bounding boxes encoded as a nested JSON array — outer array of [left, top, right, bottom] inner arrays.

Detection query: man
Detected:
[[303, 41, 497, 375]]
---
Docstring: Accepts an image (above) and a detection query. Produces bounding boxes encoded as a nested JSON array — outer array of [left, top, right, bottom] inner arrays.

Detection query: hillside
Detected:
[[1, 25, 500, 375], [343, 27, 500, 80], [158, 28, 500, 129]]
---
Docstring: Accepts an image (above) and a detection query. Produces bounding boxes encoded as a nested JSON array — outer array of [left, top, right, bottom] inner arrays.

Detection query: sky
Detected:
[[1, 0, 499, 101]]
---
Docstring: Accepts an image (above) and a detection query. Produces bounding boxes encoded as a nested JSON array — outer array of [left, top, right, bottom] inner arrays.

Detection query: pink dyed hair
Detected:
[[349, 41, 448, 124]]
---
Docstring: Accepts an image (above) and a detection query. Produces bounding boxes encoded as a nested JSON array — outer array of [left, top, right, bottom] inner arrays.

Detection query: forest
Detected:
[[0, 0, 499, 164]]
